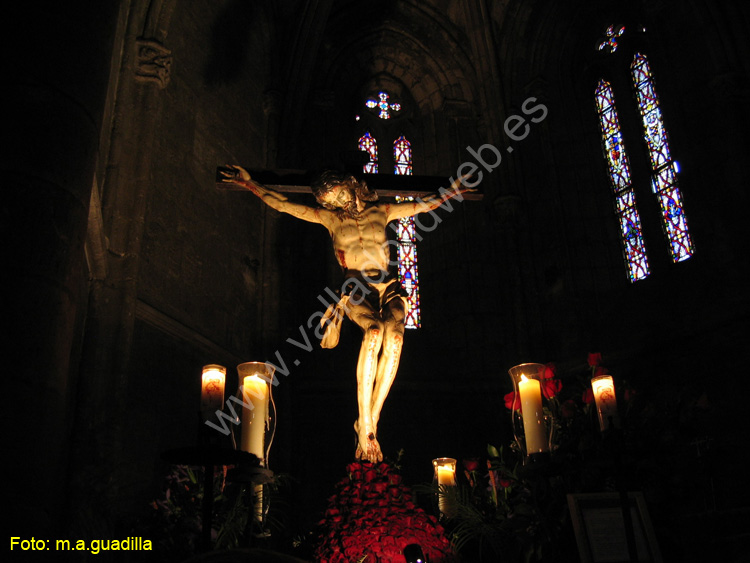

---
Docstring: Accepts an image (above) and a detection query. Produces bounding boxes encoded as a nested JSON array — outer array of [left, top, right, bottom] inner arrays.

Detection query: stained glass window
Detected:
[[393, 135, 420, 329], [595, 80, 651, 282], [357, 96, 419, 326], [358, 132, 378, 174], [393, 135, 413, 176], [366, 91, 402, 120], [631, 53, 694, 262], [598, 25, 625, 53]]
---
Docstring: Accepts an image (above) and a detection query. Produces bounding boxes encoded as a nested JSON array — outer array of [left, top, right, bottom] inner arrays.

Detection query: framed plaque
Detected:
[[567, 492, 662, 563]]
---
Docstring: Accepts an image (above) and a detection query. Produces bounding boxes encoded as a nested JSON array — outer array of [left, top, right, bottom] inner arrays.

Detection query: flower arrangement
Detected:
[[439, 352, 714, 562], [139, 464, 229, 561], [137, 353, 714, 563], [140, 463, 293, 562], [314, 460, 456, 563], [434, 356, 619, 561]]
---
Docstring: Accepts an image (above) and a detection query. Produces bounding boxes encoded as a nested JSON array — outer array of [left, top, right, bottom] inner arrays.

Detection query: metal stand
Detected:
[[161, 445, 262, 552]]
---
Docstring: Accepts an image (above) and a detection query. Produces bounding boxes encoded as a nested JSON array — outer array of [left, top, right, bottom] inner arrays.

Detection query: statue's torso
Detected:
[[326, 204, 392, 276]]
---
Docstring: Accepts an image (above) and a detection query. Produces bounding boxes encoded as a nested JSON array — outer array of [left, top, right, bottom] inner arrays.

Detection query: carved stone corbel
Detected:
[[134, 38, 172, 89]]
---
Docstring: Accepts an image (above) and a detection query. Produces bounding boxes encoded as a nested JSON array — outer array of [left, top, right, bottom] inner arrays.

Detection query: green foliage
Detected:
[[139, 465, 295, 562], [440, 444, 549, 562]]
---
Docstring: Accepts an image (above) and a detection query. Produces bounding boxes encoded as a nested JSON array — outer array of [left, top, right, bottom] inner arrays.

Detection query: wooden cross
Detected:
[[215, 167, 483, 201], [215, 163, 482, 332]]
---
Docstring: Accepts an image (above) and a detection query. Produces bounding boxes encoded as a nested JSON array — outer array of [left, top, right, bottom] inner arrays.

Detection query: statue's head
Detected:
[[311, 171, 378, 216]]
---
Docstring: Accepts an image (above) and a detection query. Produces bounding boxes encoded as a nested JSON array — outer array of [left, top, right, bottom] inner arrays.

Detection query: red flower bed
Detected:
[[314, 461, 456, 563]]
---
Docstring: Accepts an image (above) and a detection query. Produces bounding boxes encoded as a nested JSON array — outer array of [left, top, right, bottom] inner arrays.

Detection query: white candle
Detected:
[[237, 362, 274, 526], [240, 374, 268, 461], [200, 365, 226, 418], [433, 458, 457, 517], [591, 375, 619, 431], [437, 466, 455, 487], [518, 375, 548, 454]]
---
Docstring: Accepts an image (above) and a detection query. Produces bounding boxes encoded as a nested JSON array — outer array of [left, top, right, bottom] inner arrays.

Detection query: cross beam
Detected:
[[215, 167, 483, 200]]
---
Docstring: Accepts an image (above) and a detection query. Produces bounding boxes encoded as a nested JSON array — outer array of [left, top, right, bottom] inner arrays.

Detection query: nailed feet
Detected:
[[353, 420, 383, 463]]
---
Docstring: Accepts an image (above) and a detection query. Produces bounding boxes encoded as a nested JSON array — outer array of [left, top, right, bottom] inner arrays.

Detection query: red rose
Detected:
[[314, 462, 454, 563], [543, 362, 556, 379], [463, 458, 480, 472], [582, 388, 594, 404], [504, 390, 521, 411], [587, 352, 602, 367], [542, 377, 562, 398], [499, 474, 512, 488]]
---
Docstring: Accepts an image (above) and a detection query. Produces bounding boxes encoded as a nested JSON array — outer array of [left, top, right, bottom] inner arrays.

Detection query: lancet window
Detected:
[[595, 26, 693, 282], [356, 92, 421, 327], [393, 135, 421, 329]]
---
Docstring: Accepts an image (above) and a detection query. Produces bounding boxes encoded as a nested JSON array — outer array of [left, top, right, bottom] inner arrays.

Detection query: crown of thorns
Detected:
[[311, 171, 378, 209]]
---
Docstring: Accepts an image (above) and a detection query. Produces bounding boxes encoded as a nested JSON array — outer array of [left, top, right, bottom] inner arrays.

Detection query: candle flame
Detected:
[[520, 374, 529, 382]]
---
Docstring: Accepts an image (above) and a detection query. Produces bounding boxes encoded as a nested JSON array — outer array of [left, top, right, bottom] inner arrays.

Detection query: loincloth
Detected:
[[319, 273, 407, 349]]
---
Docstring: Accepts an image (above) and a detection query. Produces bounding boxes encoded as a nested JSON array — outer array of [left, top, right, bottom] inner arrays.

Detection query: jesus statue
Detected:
[[221, 165, 474, 462]]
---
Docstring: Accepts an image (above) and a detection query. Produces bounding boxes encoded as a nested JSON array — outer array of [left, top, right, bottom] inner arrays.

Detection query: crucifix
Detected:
[[216, 164, 481, 462]]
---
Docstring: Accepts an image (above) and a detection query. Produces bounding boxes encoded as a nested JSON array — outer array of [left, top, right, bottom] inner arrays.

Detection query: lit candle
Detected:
[[237, 362, 274, 525], [241, 372, 269, 524], [200, 364, 226, 419], [591, 375, 619, 431], [437, 466, 455, 487], [518, 375, 548, 454], [240, 373, 268, 460], [432, 458, 457, 517]]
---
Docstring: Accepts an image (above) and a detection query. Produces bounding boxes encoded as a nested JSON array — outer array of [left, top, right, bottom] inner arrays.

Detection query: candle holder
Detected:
[[591, 374, 620, 432], [508, 363, 553, 465], [432, 457, 457, 519], [237, 361, 276, 527]]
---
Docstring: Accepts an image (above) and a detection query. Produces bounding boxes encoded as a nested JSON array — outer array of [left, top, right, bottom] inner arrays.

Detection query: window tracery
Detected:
[[594, 26, 693, 282]]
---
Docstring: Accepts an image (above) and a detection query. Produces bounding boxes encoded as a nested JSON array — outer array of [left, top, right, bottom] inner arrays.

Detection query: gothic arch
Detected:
[[284, 1, 483, 172]]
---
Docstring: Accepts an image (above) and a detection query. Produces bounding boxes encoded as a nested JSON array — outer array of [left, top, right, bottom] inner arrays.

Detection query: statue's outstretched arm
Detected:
[[219, 165, 324, 224], [386, 173, 476, 220]]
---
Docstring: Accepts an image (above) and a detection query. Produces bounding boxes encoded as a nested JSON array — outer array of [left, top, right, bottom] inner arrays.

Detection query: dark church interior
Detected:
[[4, 1, 749, 562]]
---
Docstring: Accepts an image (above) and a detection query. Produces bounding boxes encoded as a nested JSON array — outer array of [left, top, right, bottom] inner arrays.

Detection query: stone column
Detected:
[[64, 3, 175, 535]]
